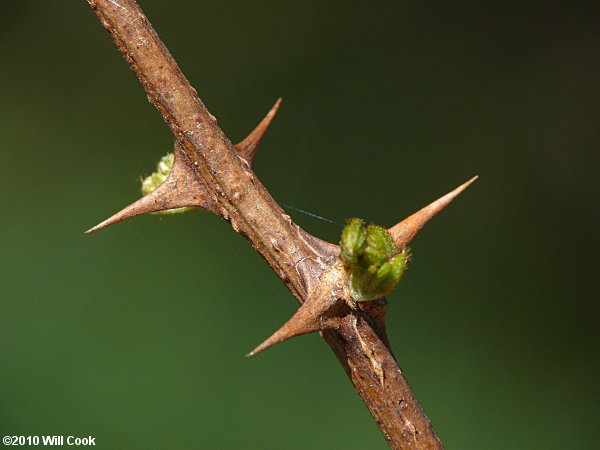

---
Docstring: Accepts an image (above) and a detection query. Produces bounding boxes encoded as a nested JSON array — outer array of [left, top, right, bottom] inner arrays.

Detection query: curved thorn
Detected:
[[388, 176, 478, 250], [86, 142, 216, 234], [235, 98, 282, 163]]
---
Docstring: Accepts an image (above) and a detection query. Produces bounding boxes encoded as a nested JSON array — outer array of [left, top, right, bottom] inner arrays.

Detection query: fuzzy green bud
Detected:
[[141, 153, 194, 215], [363, 224, 397, 268], [340, 219, 410, 302], [370, 249, 410, 297], [340, 218, 367, 266]]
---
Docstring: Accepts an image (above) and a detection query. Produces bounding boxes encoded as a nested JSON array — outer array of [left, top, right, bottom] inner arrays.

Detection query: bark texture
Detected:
[[85, 0, 476, 447]]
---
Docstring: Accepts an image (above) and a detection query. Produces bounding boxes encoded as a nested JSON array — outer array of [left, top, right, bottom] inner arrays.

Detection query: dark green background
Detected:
[[1, 1, 598, 448]]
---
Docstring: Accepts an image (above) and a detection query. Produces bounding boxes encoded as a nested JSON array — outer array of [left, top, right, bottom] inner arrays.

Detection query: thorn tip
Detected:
[[388, 175, 478, 249], [235, 98, 282, 162], [246, 295, 340, 357], [85, 141, 217, 234]]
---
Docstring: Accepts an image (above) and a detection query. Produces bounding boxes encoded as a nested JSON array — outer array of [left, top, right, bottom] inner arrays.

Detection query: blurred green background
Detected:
[[1, 1, 598, 448]]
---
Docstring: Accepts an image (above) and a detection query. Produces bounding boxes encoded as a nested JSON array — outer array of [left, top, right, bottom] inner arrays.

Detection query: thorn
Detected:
[[388, 176, 478, 250], [246, 295, 343, 357], [235, 98, 282, 163], [86, 142, 216, 233]]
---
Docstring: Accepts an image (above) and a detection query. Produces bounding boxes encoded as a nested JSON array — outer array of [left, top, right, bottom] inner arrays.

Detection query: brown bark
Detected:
[[85, 0, 476, 447]]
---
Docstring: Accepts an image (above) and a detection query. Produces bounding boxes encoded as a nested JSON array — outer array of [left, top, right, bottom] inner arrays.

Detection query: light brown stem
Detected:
[[83, 0, 467, 447]]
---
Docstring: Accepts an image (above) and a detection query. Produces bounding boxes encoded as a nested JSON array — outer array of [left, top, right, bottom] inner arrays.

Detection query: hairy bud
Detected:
[[340, 218, 367, 266], [340, 218, 410, 302]]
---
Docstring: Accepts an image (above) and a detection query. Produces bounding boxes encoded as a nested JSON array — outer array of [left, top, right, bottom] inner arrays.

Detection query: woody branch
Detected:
[[85, 0, 476, 448]]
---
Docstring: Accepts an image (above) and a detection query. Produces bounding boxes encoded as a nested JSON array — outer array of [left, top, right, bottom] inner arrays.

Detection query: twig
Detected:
[[85, 0, 476, 447]]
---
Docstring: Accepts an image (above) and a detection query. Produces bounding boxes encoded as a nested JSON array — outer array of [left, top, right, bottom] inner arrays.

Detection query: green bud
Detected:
[[141, 153, 194, 215], [340, 218, 410, 302], [363, 224, 397, 267], [348, 269, 369, 302], [370, 249, 410, 297], [340, 218, 367, 267]]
